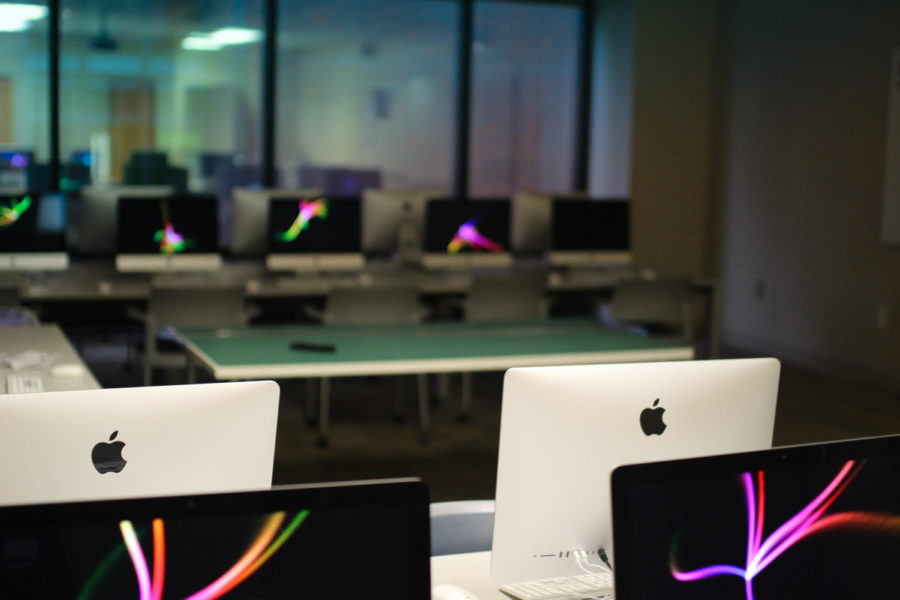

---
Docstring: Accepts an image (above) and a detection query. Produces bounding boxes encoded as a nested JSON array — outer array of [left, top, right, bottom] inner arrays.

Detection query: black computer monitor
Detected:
[[0, 479, 431, 599], [115, 194, 221, 272], [549, 198, 632, 267], [266, 196, 364, 272], [0, 192, 68, 270], [422, 198, 512, 269]]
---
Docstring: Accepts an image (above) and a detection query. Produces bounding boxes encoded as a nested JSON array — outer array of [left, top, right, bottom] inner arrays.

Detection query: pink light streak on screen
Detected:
[[447, 218, 504, 253], [670, 460, 900, 600], [277, 198, 328, 242], [117, 510, 309, 600]]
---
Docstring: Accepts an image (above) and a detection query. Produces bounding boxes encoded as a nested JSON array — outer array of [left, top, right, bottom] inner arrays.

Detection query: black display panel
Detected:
[[0, 193, 66, 252], [116, 195, 219, 255], [550, 199, 629, 251], [0, 479, 430, 599], [423, 199, 510, 254], [611, 435, 900, 600], [267, 197, 361, 254]]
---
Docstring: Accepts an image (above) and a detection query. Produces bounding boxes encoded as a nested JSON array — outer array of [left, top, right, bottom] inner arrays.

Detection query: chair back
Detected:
[[430, 500, 495, 556], [147, 284, 249, 330], [323, 287, 424, 325], [464, 273, 548, 322], [608, 278, 693, 341]]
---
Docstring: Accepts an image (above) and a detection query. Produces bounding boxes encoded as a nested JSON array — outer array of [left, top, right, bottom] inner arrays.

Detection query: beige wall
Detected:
[[716, 0, 900, 387], [629, 0, 719, 277]]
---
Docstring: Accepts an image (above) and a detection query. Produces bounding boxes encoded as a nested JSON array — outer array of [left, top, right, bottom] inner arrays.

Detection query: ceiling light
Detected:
[[0, 3, 48, 21], [182, 34, 223, 51], [209, 27, 261, 45], [0, 19, 29, 32]]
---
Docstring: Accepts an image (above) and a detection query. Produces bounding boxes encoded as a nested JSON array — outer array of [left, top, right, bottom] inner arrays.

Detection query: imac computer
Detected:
[[549, 198, 632, 267], [491, 358, 781, 585], [77, 184, 171, 255], [361, 188, 442, 261], [0, 479, 431, 598], [511, 191, 589, 255], [422, 198, 513, 270], [266, 195, 364, 272], [611, 434, 900, 600], [0, 192, 69, 271], [115, 194, 221, 272], [231, 187, 319, 256], [0, 380, 280, 505]]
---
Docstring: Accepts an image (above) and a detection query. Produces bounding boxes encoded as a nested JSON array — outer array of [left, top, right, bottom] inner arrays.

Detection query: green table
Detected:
[[180, 319, 693, 443]]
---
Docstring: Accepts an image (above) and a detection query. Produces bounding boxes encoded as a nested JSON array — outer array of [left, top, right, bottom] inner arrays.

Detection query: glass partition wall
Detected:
[[276, 0, 460, 195], [0, 2, 49, 192], [59, 0, 264, 193]]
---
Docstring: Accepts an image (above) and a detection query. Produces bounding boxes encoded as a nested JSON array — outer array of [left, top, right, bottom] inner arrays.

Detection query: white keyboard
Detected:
[[5, 372, 45, 394], [499, 573, 614, 600]]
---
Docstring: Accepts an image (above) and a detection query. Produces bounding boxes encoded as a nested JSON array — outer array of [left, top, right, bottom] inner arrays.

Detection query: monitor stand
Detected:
[[0, 253, 69, 271], [115, 254, 223, 273]]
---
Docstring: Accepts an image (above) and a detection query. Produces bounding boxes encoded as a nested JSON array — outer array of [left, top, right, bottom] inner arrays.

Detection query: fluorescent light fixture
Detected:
[[209, 27, 261, 45], [0, 19, 29, 32], [181, 27, 261, 51], [182, 33, 223, 51], [0, 3, 48, 21]]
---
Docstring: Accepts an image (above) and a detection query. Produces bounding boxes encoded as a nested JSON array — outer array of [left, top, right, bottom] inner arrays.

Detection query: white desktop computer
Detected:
[[491, 358, 781, 586], [0, 380, 280, 505]]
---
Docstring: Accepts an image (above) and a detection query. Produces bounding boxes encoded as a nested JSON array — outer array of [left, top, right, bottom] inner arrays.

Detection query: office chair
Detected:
[[604, 277, 694, 344], [430, 500, 495, 556], [129, 283, 254, 385], [456, 271, 549, 419], [307, 286, 431, 446]]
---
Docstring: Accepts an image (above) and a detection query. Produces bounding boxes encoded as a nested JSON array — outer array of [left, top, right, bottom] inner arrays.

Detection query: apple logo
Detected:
[[92, 431, 127, 474], [640, 399, 667, 436]]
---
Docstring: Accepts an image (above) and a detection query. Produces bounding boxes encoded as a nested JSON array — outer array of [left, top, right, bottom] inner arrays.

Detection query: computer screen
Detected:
[[117, 195, 219, 255], [422, 199, 512, 268], [267, 196, 363, 271], [268, 196, 361, 254], [491, 358, 781, 583], [115, 194, 220, 272], [0, 192, 68, 270], [550, 198, 631, 267], [611, 434, 900, 600], [0, 479, 431, 599]]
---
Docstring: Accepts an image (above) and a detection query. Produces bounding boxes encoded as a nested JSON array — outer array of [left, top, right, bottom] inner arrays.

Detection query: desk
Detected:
[[180, 319, 693, 442], [0, 324, 101, 392], [432, 551, 506, 600], [20, 260, 720, 357]]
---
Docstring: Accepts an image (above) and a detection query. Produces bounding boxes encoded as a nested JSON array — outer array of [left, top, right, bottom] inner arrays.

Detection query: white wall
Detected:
[[717, 0, 900, 387]]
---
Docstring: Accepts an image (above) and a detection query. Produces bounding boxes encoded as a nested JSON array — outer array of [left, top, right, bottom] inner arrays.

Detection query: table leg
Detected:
[[417, 373, 430, 444], [708, 281, 721, 358], [460, 371, 472, 422], [305, 379, 317, 427], [318, 377, 330, 447], [392, 377, 406, 423], [186, 351, 197, 384]]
